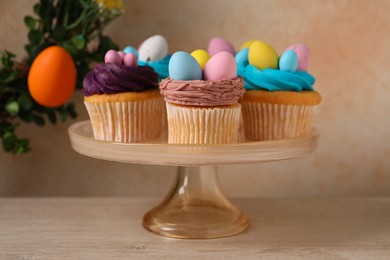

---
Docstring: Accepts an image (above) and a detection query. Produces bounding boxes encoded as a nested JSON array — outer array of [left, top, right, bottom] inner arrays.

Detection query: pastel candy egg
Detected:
[[239, 39, 257, 50], [123, 46, 139, 58], [117, 51, 126, 59], [123, 53, 138, 67], [248, 41, 279, 70], [235, 48, 249, 65], [208, 37, 236, 56], [190, 49, 211, 70], [279, 50, 298, 72], [284, 44, 310, 71], [169, 51, 202, 80], [138, 35, 168, 62], [105, 50, 122, 65], [204, 51, 237, 81]]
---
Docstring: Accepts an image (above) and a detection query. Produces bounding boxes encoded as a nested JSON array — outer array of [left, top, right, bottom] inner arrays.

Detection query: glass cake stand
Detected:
[[68, 120, 319, 239]]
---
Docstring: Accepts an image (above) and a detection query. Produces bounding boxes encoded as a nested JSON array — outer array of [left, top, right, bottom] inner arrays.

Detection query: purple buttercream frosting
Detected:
[[82, 63, 159, 96]]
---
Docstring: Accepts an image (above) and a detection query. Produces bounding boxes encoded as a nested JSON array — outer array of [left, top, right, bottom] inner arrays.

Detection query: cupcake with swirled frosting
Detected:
[[160, 50, 245, 144], [83, 50, 164, 142], [236, 41, 321, 141]]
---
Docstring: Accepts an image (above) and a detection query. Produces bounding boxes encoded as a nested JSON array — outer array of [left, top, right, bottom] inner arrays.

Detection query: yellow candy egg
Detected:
[[240, 39, 257, 50], [248, 40, 279, 70], [191, 49, 211, 70]]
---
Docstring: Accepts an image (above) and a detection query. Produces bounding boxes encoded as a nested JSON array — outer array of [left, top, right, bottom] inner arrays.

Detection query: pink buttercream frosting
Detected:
[[159, 77, 245, 106]]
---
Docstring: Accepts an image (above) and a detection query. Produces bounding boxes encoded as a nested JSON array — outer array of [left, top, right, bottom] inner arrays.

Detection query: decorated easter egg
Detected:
[[279, 50, 298, 72], [208, 37, 236, 56], [284, 44, 310, 71], [28, 46, 76, 107], [123, 46, 139, 58], [169, 51, 202, 80], [138, 35, 168, 62], [204, 51, 236, 81], [239, 39, 256, 50], [191, 49, 211, 70], [248, 40, 279, 70], [235, 48, 249, 65], [123, 53, 138, 67], [105, 50, 122, 65]]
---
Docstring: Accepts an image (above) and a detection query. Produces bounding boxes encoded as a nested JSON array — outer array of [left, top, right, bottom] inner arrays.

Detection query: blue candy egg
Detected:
[[279, 50, 298, 72], [123, 46, 139, 59], [235, 48, 249, 66], [169, 51, 202, 80]]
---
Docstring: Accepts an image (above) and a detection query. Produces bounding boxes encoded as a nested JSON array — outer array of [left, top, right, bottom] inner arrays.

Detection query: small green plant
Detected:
[[0, 0, 122, 154]]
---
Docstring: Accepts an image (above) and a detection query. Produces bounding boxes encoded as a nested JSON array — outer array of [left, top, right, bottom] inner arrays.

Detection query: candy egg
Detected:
[[279, 50, 298, 72], [235, 48, 249, 65], [284, 44, 310, 71], [208, 37, 236, 56], [204, 51, 236, 81], [169, 51, 202, 80], [190, 49, 211, 70], [123, 46, 139, 58], [138, 35, 168, 62], [117, 51, 126, 59], [239, 39, 256, 50], [123, 53, 138, 67], [28, 46, 76, 107], [248, 40, 279, 70], [105, 50, 122, 65]]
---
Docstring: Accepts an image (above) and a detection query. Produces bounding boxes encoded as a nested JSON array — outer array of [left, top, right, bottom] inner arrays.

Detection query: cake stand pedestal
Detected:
[[68, 120, 319, 239]]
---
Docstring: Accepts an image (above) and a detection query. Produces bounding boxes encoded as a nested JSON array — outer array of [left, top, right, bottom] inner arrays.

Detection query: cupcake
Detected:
[[160, 50, 245, 144], [236, 41, 322, 141], [83, 50, 164, 143]]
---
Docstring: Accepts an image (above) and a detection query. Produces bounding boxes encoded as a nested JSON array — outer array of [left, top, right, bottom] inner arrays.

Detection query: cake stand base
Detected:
[[143, 166, 249, 239]]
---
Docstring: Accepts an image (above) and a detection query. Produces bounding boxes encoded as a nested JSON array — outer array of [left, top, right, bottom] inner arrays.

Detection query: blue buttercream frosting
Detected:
[[138, 55, 171, 81], [236, 48, 315, 91]]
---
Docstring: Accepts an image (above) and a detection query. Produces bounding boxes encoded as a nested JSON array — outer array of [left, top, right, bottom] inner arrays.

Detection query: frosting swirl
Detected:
[[82, 63, 158, 96], [237, 58, 315, 91], [159, 77, 245, 106], [138, 55, 171, 81]]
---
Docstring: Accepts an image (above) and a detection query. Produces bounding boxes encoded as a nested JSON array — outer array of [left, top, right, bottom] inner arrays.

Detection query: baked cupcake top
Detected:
[[236, 41, 316, 92], [159, 50, 245, 106], [82, 50, 158, 96]]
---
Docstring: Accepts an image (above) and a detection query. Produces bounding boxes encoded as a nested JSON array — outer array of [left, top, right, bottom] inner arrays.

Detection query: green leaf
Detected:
[[24, 16, 37, 30], [62, 41, 78, 56], [59, 109, 68, 122], [2, 132, 16, 152], [28, 30, 43, 45], [33, 3, 41, 16], [1, 70, 19, 84], [5, 101, 19, 115], [52, 25, 66, 41], [32, 114, 45, 126], [46, 110, 57, 124], [18, 94, 33, 110]]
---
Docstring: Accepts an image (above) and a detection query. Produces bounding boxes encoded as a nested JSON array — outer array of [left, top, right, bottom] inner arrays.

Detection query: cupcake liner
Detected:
[[85, 98, 164, 142], [166, 102, 241, 144], [241, 102, 316, 141]]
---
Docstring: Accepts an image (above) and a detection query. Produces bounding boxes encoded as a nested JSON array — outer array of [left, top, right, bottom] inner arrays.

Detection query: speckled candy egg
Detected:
[[203, 51, 237, 81], [284, 44, 310, 71], [248, 40, 279, 70], [138, 35, 168, 62], [123, 46, 139, 58], [169, 51, 202, 80], [191, 49, 211, 70], [279, 50, 298, 72], [208, 37, 236, 56]]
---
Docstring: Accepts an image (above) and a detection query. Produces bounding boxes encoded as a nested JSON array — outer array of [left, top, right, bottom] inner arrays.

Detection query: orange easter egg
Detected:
[[28, 46, 76, 107]]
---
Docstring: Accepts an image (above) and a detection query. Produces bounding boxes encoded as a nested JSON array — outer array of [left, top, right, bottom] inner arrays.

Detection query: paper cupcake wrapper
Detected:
[[241, 103, 316, 141], [166, 102, 241, 144], [85, 98, 164, 143]]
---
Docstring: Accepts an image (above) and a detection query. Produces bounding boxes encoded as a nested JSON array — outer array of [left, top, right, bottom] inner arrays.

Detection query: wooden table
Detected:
[[0, 197, 389, 259]]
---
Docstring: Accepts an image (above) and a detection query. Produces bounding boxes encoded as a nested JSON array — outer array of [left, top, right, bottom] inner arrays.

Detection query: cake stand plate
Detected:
[[68, 120, 319, 239]]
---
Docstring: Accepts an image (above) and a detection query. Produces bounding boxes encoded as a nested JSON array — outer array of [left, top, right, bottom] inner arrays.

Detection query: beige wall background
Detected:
[[0, 0, 389, 197]]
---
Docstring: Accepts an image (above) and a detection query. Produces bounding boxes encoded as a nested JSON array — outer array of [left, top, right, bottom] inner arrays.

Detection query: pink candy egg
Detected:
[[208, 37, 236, 56], [204, 51, 237, 81], [123, 53, 138, 67], [117, 51, 126, 59], [105, 50, 122, 65], [284, 44, 311, 71]]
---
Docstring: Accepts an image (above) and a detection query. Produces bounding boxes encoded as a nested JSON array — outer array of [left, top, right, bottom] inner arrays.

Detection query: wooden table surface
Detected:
[[0, 197, 389, 259]]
